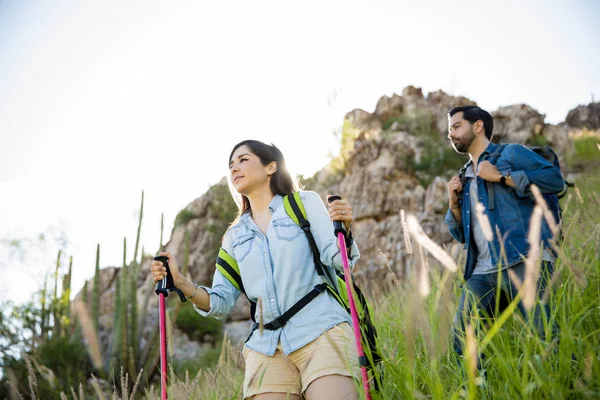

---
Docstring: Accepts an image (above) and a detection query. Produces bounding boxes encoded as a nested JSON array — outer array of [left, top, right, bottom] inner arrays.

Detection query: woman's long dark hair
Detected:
[[228, 140, 299, 223]]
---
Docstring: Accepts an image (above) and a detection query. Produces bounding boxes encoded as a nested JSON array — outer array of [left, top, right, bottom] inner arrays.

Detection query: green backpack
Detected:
[[215, 192, 382, 391]]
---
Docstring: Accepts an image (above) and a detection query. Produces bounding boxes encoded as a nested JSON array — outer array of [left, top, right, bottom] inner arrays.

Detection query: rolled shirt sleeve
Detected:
[[445, 208, 465, 244], [504, 145, 566, 198]]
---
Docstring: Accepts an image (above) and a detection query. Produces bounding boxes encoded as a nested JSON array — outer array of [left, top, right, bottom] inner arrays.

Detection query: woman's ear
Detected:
[[268, 161, 277, 176]]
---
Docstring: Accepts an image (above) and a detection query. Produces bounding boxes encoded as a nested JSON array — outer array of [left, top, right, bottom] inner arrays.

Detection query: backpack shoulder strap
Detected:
[[283, 192, 332, 281], [485, 143, 508, 210], [487, 143, 508, 164]]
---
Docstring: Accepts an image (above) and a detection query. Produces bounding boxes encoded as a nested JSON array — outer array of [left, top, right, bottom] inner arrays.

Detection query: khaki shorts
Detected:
[[242, 322, 360, 398]]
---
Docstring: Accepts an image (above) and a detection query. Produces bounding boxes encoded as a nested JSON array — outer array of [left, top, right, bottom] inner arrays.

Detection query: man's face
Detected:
[[448, 112, 476, 154]]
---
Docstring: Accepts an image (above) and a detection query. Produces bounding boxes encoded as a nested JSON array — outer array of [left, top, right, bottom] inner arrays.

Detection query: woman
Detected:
[[151, 140, 361, 399]]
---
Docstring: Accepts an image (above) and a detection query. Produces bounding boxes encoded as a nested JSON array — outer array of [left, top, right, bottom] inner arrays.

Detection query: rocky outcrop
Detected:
[[566, 102, 600, 130], [76, 86, 591, 362]]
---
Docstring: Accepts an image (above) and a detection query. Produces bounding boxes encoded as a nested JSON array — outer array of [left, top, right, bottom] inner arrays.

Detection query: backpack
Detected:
[[214, 192, 383, 391], [458, 144, 573, 240]]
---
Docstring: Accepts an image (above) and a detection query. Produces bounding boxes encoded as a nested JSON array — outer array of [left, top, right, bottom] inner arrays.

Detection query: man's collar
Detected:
[[481, 141, 498, 156]]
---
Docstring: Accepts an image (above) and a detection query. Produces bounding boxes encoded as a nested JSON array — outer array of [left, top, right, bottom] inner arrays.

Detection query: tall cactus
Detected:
[[119, 237, 130, 379], [129, 191, 143, 376], [40, 274, 49, 343], [133, 190, 144, 265], [53, 250, 62, 338], [110, 263, 122, 374], [92, 244, 100, 334], [59, 256, 73, 335]]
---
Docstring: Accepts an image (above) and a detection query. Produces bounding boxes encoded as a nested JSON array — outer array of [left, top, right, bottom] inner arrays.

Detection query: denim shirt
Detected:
[[445, 143, 565, 280], [195, 191, 359, 356]]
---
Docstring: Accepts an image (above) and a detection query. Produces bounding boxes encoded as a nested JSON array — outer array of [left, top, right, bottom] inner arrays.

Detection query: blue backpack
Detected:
[[458, 144, 573, 240]]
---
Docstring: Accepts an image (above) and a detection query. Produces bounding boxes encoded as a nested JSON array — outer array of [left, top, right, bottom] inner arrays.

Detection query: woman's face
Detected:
[[229, 145, 274, 195]]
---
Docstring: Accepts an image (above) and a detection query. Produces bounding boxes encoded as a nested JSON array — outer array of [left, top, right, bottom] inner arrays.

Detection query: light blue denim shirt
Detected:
[[194, 191, 360, 356]]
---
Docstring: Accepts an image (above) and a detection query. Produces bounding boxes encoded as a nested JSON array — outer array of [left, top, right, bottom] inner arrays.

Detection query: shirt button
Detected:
[[264, 252, 268, 256], [270, 298, 275, 302]]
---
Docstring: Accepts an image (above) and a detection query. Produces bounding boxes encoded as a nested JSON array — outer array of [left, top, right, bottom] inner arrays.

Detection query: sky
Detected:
[[1, 0, 599, 305]]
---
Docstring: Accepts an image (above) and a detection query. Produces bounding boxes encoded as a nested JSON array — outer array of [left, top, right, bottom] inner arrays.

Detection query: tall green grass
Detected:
[[155, 175, 600, 399], [11, 152, 600, 400]]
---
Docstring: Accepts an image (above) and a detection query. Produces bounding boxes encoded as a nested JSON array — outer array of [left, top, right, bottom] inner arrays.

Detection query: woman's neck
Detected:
[[247, 187, 275, 215]]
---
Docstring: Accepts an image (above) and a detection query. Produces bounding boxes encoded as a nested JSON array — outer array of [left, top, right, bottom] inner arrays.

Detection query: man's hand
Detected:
[[447, 176, 463, 208], [477, 161, 501, 182]]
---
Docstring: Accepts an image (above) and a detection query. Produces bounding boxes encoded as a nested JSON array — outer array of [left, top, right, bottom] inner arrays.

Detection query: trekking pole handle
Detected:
[[327, 195, 347, 238], [154, 255, 187, 302]]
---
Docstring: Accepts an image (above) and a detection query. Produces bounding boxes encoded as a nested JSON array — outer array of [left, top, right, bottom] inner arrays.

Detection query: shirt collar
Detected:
[[481, 141, 498, 157], [268, 194, 284, 214], [238, 194, 284, 222]]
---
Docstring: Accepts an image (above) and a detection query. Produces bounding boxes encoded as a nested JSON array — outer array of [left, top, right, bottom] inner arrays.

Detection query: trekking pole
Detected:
[[327, 196, 372, 400], [153, 255, 187, 400]]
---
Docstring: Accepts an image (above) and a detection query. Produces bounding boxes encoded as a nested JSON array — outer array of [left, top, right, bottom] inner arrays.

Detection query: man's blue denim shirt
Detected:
[[445, 142, 565, 280], [194, 191, 359, 356]]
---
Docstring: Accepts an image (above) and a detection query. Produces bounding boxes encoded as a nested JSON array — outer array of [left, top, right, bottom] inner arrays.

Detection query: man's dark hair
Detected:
[[449, 106, 494, 140]]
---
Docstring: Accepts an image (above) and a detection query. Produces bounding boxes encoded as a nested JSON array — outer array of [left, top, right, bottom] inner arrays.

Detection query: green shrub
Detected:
[[414, 135, 467, 187], [174, 208, 196, 228], [175, 303, 223, 341]]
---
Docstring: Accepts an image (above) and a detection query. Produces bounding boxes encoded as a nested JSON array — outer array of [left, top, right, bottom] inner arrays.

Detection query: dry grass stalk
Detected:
[[584, 353, 594, 383], [60, 392, 68, 400], [257, 297, 264, 336], [378, 248, 401, 287], [129, 368, 143, 400], [91, 374, 107, 400], [523, 206, 543, 311], [7, 368, 25, 400], [475, 202, 493, 242], [575, 186, 584, 204], [406, 214, 457, 272], [550, 235, 585, 286], [400, 209, 413, 255], [74, 300, 103, 370], [414, 242, 430, 297], [530, 184, 559, 237], [436, 270, 455, 356], [79, 382, 84, 400], [70, 386, 78, 400], [508, 268, 523, 292], [24, 356, 38, 400], [465, 324, 478, 383], [120, 367, 128, 400]]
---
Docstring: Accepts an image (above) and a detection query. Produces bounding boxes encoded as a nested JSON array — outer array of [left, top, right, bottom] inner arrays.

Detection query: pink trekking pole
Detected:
[[153, 255, 187, 400], [327, 196, 372, 400], [154, 255, 170, 400]]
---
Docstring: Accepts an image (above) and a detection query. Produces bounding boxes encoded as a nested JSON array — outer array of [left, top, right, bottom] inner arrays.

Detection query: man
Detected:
[[444, 105, 564, 366]]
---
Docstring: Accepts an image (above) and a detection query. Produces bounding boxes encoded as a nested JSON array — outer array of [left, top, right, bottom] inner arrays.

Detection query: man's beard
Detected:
[[450, 129, 476, 154]]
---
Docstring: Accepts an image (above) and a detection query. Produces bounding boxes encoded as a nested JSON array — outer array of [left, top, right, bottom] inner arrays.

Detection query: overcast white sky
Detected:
[[1, 0, 599, 305]]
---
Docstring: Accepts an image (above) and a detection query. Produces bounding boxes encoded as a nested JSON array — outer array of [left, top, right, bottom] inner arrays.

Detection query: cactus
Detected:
[[59, 256, 73, 335], [119, 237, 130, 379], [92, 244, 100, 334], [40, 274, 49, 342], [159, 212, 164, 253], [129, 191, 143, 376], [109, 264, 122, 374], [53, 250, 62, 338], [133, 190, 144, 265]]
